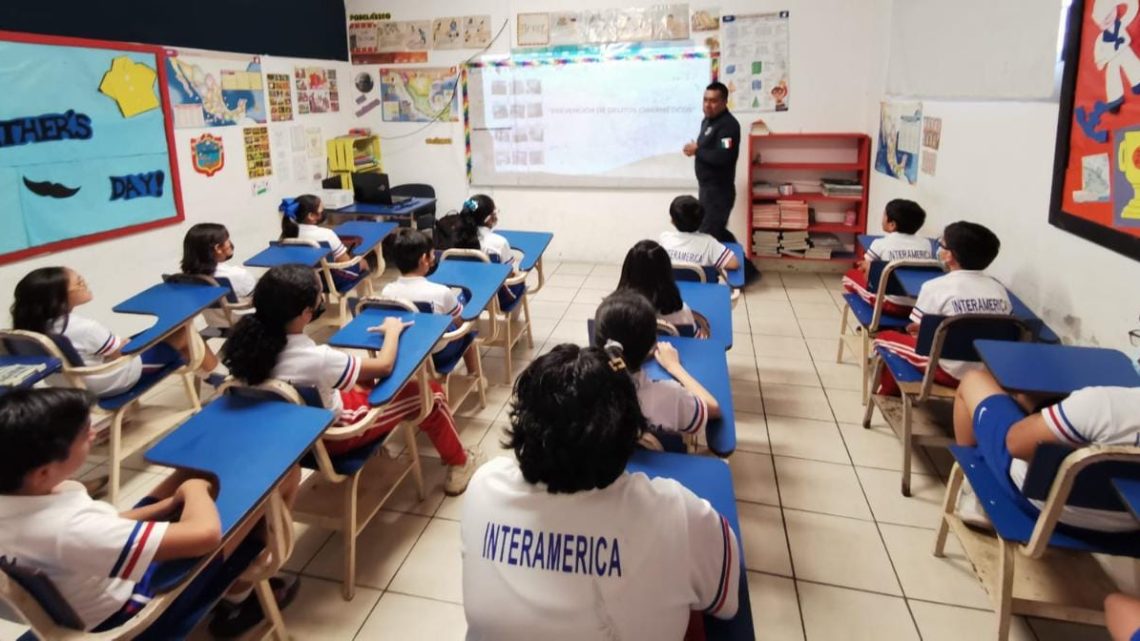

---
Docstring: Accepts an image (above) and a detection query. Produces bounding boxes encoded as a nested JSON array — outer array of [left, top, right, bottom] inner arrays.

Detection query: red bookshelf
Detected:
[[747, 130, 871, 266]]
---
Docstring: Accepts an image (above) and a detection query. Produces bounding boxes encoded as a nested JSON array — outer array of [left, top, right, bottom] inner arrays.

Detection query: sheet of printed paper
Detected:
[[378, 20, 430, 52], [349, 21, 380, 53], [654, 5, 690, 40], [691, 8, 720, 32], [517, 12, 550, 46], [549, 11, 582, 44], [464, 15, 492, 48], [720, 12, 790, 112], [266, 73, 293, 122], [433, 17, 464, 49], [270, 128, 292, 182], [243, 126, 272, 178]]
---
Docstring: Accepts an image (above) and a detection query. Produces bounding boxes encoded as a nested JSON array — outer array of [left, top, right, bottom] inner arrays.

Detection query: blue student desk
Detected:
[[428, 260, 512, 322], [626, 450, 754, 641], [1111, 478, 1140, 521], [1006, 292, 1060, 344], [244, 243, 330, 268], [677, 281, 733, 348], [497, 229, 553, 272], [334, 220, 397, 258], [113, 282, 228, 355], [723, 242, 746, 288], [0, 355, 61, 393], [643, 336, 736, 457], [328, 308, 451, 405], [330, 197, 436, 223], [975, 340, 1140, 396]]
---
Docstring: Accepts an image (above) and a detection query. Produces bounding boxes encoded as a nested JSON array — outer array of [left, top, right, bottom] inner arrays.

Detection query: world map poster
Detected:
[[165, 53, 267, 128]]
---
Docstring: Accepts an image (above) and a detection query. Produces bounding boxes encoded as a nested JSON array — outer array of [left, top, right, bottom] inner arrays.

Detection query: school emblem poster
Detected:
[[720, 12, 790, 112], [0, 34, 181, 263], [1051, 0, 1140, 261]]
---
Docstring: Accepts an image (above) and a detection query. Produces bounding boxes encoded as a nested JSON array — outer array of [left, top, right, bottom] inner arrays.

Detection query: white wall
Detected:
[[866, 1, 1140, 355], [0, 51, 360, 332], [348, 0, 879, 262]]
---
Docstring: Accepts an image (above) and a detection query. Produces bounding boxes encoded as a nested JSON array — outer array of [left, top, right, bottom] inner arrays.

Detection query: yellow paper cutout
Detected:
[[99, 56, 160, 118]]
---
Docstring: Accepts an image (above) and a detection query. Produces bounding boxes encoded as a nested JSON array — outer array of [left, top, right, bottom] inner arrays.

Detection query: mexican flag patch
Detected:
[[720, 137, 734, 149]]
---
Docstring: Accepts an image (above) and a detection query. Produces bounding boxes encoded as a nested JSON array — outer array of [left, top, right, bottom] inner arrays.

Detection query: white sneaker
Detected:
[[444, 448, 482, 496], [955, 481, 993, 530]]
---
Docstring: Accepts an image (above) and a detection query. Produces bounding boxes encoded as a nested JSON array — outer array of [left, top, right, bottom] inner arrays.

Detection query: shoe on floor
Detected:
[[209, 575, 301, 639], [955, 481, 993, 530], [444, 448, 483, 496]]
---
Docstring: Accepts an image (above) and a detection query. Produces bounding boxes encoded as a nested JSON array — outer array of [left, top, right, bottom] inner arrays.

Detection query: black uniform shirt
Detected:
[[694, 109, 741, 187]]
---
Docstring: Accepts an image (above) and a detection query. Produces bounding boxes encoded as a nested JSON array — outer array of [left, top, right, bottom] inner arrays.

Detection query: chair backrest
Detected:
[[440, 248, 490, 263], [1022, 443, 1140, 511], [0, 330, 84, 368], [354, 296, 421, 315], [656, 319, 680, 337], [672, 262, 707, 283], [868, 259, 942, 298], [223, 379, 322, 408], [915, 314, 1032, 361], [163, 273, 240, 305], [0, 557, 84, 631]]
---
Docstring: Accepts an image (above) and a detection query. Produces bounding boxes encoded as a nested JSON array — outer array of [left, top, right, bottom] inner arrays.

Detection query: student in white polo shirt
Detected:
[[180, 223, 258, 329], [872, 221, 1011, 396], [593, 291, 719, 452], [841, 198, 933, 316], [380, 228, 479, 375], [951, 369, 1140, 532], [461, 342, 740, 640], [458, 194, 514, 265], [279, 194, 365, 289], [658, 195, 740, 272], [616, 240, 706, 338]]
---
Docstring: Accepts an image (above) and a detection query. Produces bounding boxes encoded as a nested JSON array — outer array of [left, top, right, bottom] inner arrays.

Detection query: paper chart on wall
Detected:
[[875, 101, 922, 185], [294, 67, 340, 114], [266, 73, 293, 122], [720, 12, 789, 112], [549, 12, 582, 44], [378, 20, 430, 52], [691, 9, 719, 32], [243, 126, 272, 179], [655, 5, 690, 40], [518, 13, 550, 46]]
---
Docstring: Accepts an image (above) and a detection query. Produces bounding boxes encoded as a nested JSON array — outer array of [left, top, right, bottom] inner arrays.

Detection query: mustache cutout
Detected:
[[22, 177, 81, 198]]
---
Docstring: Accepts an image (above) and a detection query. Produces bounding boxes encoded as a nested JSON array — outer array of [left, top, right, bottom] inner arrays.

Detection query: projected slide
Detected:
[[467, 49, 711, 188]]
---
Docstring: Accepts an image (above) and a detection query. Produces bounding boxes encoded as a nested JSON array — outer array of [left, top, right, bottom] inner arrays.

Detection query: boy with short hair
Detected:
[[842, 198, 934, 316], [380, 228, 479, 374], [872, 221, 1011, 395], [0, 388, 295, 636], [658, 195, 740, 272]]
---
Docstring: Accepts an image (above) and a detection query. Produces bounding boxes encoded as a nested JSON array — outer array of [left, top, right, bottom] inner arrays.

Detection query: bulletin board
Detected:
[[1050, 0, 1140, 262], [0, 31, 183, 265]]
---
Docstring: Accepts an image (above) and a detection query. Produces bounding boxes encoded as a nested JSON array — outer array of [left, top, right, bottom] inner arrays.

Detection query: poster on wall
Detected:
[[191, 133, 225, 177], [1050, 0, 1140, 261], [266, 73, 293, 122], [0, 33, 183, 264], [518, 13, 550, 46], [380, 67, 459, 122], [875, 101, 922, 185], [294, 67, 340, 114], [354, 71, 381, 117], [691, 9, 720, 32], [549, 12, 582, 44], [165, 53, 266, 128], [720, 12, 789, 112], [243, 126, 272, 178]]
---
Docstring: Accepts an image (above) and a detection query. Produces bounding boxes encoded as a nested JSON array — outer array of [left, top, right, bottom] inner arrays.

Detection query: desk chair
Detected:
[[162, 273, 252, 340], [0, 329, 203, 505], [933, 443, 1140, 641], [0, 491, 292, 641], [354, 297, 486, 411], [278, 239, 373, 326], [862, 314, 1032, 496], [224, 378, 426, 600], [439, 249, 533, 384], [837, 259, 942, 402], [390, 183, 437, 230], [671, 262, 741, 309]]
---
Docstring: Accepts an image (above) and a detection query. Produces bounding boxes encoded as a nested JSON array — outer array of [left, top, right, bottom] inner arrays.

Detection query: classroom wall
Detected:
[[865, 0, 1140, 356], [0, 52, 359, 333], [347, 0, 878, 262]]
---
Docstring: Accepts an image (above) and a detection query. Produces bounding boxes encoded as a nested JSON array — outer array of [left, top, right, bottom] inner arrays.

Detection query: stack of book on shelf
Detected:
[[752, 203, 781, 228], [752, 181, 780, 198], [820, 178, 863, 197], [780, 230, 810, 256], [777, 200, 809, 229], [753, 230, 781, 256]]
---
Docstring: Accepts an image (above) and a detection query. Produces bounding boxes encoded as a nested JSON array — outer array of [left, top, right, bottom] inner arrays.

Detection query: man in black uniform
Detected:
[[683, 82, 757, 281]]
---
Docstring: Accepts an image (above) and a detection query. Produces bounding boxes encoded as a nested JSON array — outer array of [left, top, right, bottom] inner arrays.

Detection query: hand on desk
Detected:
[[176, 478, 217, 502], [367, 317, 413, 337], [654, 342, 683, 375]]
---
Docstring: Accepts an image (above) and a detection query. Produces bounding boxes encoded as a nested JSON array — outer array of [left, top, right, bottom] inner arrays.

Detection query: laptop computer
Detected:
[[352, 172, 412, 206]]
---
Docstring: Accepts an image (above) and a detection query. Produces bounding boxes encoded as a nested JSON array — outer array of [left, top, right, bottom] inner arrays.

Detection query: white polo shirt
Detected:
[[633, 369, 709, 437], [477, 227, 514, 265], [909, 270, 1011, 379], [0, 480, 168, 629], [865, 232, 934, 262], [296, 224, 347, 259], [660, 303, 696, 330], [381, 276, 463, 319], [202, 262, 257, 328], [51, 313, 140, 397], [1009, 386, 1140, 532], [659, 230, 733, 270], [269, 334, 361, 415], [461, 456, 740, 641]]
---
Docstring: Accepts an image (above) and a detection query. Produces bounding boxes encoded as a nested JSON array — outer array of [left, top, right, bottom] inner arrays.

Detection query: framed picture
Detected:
[[1049, 0, 1140, 262]]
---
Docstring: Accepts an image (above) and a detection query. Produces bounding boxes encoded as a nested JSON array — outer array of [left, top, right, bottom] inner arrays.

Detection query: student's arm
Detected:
[[654, 342, 720, 418], [1004, 413, 1063, 461], [153, 479, 222, 561], [120, 496, 180, 521], [359, 316, 408, 381], [681, 485, 740, 619]]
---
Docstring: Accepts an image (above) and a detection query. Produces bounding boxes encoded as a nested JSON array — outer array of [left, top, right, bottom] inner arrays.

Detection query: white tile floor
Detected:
[[9, 261, 1124, 641]]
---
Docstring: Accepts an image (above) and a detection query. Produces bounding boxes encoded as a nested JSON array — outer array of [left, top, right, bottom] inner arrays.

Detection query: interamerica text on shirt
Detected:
[[481, 521, 623, 578]]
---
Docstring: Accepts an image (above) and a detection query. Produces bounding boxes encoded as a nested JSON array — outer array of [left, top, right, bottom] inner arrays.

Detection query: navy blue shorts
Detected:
[[974, 395, 1039, 516]]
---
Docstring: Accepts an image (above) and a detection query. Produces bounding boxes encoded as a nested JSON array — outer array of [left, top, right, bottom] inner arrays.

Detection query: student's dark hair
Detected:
[[617, 240, 683, 315], [459, 194, 496, 228], [883, 199, 926, 235], [223, 264, 320, 385], [669, 194, 704, 232], [181, 223, 230, 276], [11, 267, 72, 335], [0, 388, 95, 493], [435, 211, 480, 251], [942, 221, 1001, 270], [506, 343, 646, 493], [706, 81, 729, 101], [280, 194, 323, 239], [593, 291, 658, 371], [391, 228, 432, 273]]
